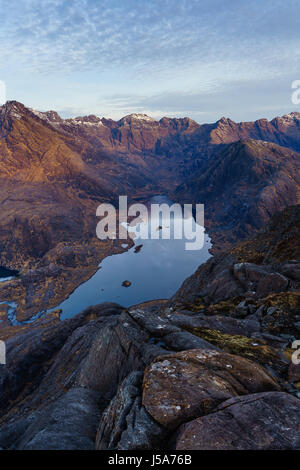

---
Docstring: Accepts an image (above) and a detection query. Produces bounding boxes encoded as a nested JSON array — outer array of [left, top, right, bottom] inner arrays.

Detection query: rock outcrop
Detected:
[[176, 392, 300, 450], [142, 349, 280, 429], [0, 294, 298, 450]]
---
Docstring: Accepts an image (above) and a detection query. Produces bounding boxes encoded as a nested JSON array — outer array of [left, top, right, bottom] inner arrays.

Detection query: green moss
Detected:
[[178, 297, 242, 315], [206, 297, 243, 315], [185, 326, 281, 366], [262, 292, 300, 310], [177, 299, 206, 312]]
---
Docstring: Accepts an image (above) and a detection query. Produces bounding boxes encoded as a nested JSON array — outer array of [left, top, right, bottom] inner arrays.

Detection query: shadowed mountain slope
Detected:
[[175, 139, 300, 250]]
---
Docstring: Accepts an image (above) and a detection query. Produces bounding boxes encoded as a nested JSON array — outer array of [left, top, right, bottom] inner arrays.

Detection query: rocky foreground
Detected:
[[0, 206, 299, 450]]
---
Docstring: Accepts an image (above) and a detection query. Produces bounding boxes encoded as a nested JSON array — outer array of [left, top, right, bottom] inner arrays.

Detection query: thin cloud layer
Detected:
[[1, 0, 300, 120]]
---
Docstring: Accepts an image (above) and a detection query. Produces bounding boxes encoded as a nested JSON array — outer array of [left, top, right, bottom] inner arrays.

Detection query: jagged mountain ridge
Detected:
[[29, 103, 300, 152], [3, 100, 300, 181], [0, 100, 300, 258], [25, 102, 300, 189], [30, 105, 199, 153], [1, 100, 300, 251]]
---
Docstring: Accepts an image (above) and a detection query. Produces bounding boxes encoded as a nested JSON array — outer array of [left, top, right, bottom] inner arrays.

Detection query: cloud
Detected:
[[1, 0, 300, 79], [94, 76, 299, 122], [48, 75, 298, 124], [2, 0, 300, 122]]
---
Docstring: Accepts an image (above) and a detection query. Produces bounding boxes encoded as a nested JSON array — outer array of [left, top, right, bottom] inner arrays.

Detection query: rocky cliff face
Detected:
[[0, 207, 299, 450]]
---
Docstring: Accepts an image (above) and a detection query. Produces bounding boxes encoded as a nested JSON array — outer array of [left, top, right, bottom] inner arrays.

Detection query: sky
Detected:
[[1, 0, 300, 123]]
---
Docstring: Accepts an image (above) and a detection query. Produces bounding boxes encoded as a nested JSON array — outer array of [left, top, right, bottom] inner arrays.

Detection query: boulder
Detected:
[[233, 263, 289, 298], [176, 392, 300, 450], [142, 349, 280, 429], [256, 273, 289, 298], [281, 263, 300, 281]]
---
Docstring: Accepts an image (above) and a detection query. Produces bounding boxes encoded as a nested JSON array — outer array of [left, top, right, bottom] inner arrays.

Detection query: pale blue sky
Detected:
[[1, 0, 300, 122]]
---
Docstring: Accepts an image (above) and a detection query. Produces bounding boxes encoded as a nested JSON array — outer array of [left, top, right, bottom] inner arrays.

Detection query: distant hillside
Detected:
[[175, 139, 300, 250]]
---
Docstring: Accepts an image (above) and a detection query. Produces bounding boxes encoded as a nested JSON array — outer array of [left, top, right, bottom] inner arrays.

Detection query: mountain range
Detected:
[[0, 100, 299, 319], [0, 100, 299, 450], [1, 101, 300, 256]]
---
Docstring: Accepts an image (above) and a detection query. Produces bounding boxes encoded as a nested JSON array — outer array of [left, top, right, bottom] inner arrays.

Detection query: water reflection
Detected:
[[57, 197, 211, 319]]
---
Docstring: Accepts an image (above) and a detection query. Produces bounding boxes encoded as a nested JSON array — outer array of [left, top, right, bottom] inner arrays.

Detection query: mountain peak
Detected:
[[30, 109, 63, 123], [217, 116, 236, 125], [281, 112, 300, 120], [64, 114, 104, 127], [119, 113, 157, 125], [1, 100, 27, 119]]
